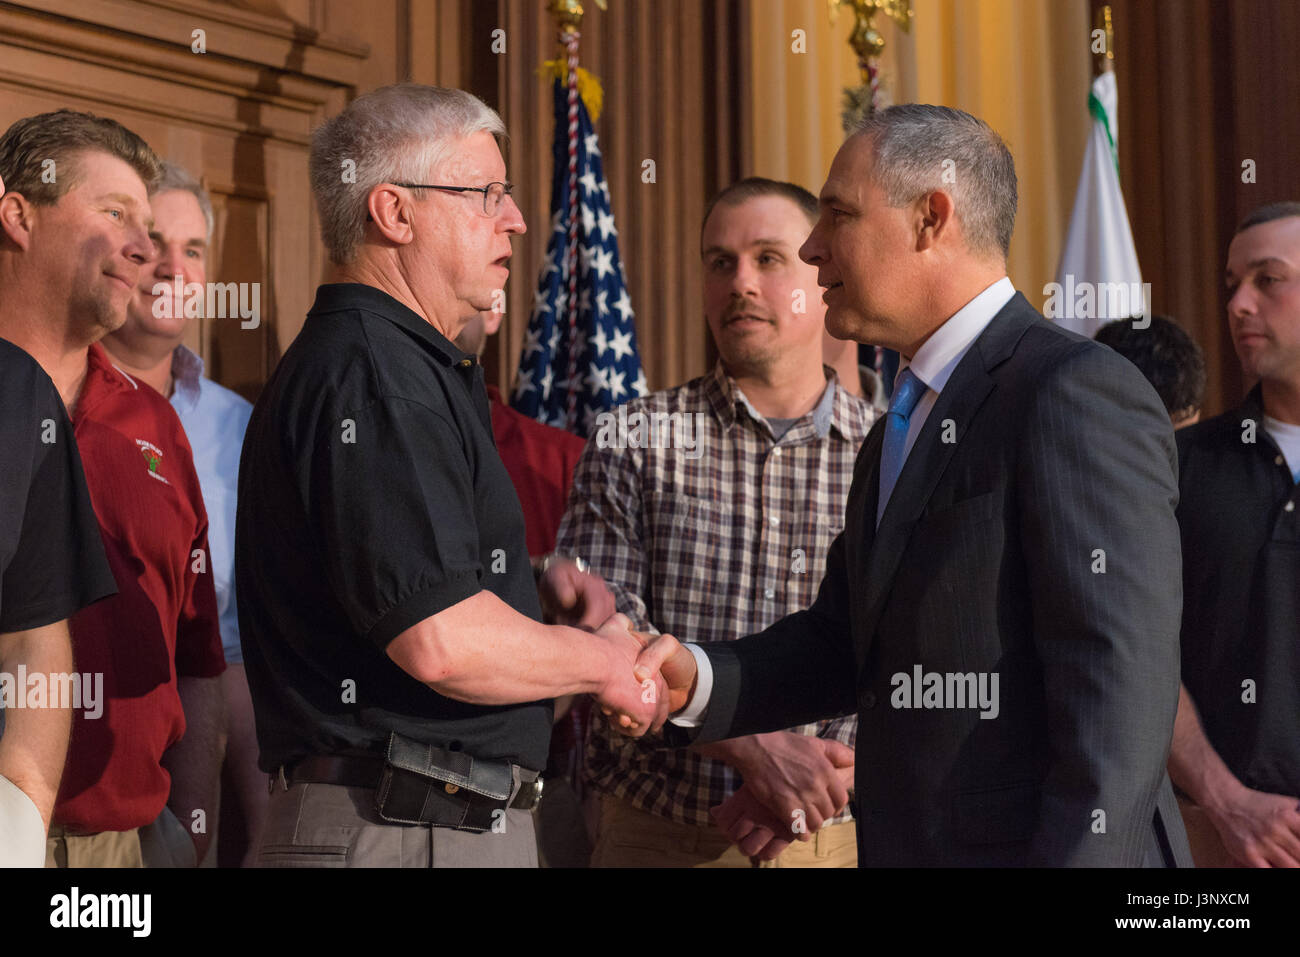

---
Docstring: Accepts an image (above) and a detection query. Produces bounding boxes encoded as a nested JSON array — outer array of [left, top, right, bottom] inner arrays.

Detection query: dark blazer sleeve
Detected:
[[680, 523, 860, 745], [1017, 343, 1183, 866]]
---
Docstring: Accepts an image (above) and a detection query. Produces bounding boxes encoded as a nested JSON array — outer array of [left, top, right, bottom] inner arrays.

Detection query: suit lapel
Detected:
[[853, 294, 1039, 676]]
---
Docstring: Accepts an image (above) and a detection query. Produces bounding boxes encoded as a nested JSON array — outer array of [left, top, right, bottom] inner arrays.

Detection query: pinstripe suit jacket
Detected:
[[686, 293, 1193, 866]]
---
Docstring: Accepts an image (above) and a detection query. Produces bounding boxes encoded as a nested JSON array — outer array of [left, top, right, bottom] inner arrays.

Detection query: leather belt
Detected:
[[274, 754, 544, 810]]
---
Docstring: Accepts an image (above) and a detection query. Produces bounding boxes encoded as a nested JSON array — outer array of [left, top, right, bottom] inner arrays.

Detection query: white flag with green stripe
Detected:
[[1052, 70, 1146, 337]]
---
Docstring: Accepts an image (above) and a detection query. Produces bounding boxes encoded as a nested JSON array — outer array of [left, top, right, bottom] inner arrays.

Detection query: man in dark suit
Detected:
[[630, 104, 1192, 867]]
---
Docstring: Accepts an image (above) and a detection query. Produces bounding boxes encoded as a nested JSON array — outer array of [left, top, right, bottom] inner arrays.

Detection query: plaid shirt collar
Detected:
[[702, 360, 870, 445]]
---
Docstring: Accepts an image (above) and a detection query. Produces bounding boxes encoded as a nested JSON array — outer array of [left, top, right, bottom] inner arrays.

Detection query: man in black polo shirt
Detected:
[[1170, 201, 1300, 867], [237, 84, 667, 867], [0, 338, 118, 866]]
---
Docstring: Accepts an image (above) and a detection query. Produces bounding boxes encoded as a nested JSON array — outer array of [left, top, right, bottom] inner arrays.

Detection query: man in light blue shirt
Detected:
[[102, 162, 260, 866], [168, 343, 253, 664]]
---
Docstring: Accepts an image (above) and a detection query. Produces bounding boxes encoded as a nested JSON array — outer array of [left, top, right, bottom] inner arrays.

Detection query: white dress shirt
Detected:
[[895, 276, 1016, 464], [672, 276, 1017, 727]]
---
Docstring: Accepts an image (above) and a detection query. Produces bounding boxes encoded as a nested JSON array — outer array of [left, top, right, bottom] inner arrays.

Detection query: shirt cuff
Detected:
[[669, 642, 714, 728]]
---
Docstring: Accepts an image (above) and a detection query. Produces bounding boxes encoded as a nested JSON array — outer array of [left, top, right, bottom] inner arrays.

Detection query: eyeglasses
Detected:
[[393, 181, 515, 217]]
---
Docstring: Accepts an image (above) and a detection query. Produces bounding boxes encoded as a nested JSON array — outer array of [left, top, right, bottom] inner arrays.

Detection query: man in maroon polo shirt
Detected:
[[0, 110, 225, 867], [455, 310, 586, 559]]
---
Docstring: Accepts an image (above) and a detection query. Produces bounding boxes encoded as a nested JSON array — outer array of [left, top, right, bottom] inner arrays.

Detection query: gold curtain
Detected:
[[748, 0, 1092, 306]]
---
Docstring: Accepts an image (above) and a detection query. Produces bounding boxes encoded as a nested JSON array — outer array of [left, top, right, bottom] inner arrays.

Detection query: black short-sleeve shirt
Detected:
[[236, 284, 552, 772], [1177, 385, 1300, 796], [0, 336, 116, 633]]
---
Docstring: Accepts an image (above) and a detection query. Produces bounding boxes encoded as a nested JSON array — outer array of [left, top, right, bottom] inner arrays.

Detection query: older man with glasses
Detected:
[[236, 84, 667, 868]]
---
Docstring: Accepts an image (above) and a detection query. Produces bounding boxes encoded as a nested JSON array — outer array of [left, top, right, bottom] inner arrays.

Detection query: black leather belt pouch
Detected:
[[374, 732, 513, 832]]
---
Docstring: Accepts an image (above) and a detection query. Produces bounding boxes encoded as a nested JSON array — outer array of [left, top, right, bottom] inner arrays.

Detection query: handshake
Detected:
[[588, 613, 696, 737], [540, 561, 850, 862], [536, 555, 695, 736]]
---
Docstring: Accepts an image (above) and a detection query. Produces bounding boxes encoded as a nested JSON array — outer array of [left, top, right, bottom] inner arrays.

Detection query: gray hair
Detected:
[[152, 161, 214, 242], [309, 83, 506, 265], [849, 104, 1018, 260]]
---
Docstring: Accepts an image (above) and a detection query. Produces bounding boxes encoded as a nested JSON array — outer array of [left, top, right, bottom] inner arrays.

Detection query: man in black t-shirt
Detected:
[[0, 338, 117, 866], [1170, 202, 1300, 867], [239, 85, 670, 867]]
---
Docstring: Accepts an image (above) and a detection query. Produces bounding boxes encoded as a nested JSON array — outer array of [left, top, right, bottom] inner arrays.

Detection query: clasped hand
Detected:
[[591, 616, 697, 737]]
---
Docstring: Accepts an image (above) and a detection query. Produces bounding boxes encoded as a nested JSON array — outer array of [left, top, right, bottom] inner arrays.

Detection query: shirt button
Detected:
[[1286, 500, 1296, 513], [763, 588, 775, 600], [862, 691, 877, 709], [772, 447, 782, 457], [1277, 455, 1286, 467], [769, 515, 779, 527], [444, 783, 460, 794]]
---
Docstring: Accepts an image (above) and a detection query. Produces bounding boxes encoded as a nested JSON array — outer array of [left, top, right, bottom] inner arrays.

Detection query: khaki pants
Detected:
[[592, 796, 857, 868], [257, 779, 538, 868], [46, 827, 143, 868]]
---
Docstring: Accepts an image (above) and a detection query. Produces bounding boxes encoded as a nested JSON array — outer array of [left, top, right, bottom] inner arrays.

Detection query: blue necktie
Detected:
[[877, 367, 927, 525]]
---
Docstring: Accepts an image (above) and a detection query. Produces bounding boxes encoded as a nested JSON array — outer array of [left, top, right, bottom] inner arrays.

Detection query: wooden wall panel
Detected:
[[0, 0, 363, 402], [1105, 0, 1300, 416]]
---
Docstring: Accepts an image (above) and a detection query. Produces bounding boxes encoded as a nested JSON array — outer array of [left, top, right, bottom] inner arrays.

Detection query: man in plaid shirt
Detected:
[[556, 179, 877, 867]]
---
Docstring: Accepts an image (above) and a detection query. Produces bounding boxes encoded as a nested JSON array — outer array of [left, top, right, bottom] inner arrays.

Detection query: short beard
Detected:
[[718, 340, 779, 379], [1249, 351, 1300, 387], [80, 292, 127, 344]]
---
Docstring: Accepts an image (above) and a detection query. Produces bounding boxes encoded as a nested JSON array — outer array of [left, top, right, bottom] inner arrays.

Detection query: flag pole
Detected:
[[549, 0, 603, 430], [516, 0, 643, 432], [1096, 4, 1115, 76]]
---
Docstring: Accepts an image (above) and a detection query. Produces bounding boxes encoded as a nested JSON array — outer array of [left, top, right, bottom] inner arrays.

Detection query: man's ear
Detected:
[[914, 189, 957, 252], [366, 184, 415, 247], [0, 192, 35, 251]]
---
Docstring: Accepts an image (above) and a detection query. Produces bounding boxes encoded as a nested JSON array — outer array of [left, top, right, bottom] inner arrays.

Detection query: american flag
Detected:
[[510, 76, 647, 436]]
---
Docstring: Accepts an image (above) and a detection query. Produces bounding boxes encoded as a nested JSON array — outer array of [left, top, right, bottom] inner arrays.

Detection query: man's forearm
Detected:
[[162, 675, 225, 859], [1169, 683, 1244, 812], [385, 590, 621, 705], [692, 735, 764, 769], [0, 622, 75, 831]]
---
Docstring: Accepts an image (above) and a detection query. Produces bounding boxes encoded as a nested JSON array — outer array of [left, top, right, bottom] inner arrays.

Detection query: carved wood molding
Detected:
[[0, 0, 366, 117]]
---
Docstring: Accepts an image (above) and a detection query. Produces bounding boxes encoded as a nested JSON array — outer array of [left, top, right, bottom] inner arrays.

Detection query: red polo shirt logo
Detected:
[[135, 439, 170, 485]]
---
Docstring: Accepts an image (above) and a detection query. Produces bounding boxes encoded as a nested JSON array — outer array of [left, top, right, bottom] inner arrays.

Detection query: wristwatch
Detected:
[[534, 552, 590, 580]]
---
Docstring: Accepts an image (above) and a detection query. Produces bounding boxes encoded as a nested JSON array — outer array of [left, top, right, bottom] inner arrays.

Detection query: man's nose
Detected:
[[800, 221, 827, 266], [152, 244, 185, 278], [731, 256, 760, 296], [1227, 282, 1256, 321], [124, 223, 153, 266], [500, 195, 526, 235]]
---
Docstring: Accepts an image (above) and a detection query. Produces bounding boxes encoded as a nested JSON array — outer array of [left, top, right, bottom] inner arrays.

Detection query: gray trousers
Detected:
[[257, 775, 538, 868]]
